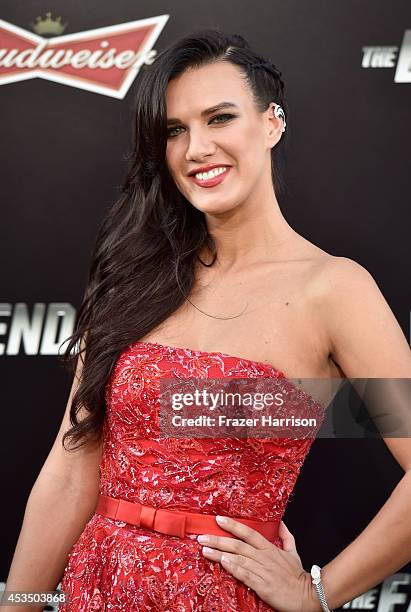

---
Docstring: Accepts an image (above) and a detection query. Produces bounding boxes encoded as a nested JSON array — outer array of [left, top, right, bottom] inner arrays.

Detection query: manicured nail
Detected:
[[216, 515, 227, 524], [197, 535, 209, 543], [202, 546, 213, 554]]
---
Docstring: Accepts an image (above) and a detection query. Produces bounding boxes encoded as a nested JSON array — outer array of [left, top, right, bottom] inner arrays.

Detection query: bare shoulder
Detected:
[[288, 235, 375, 292], [306, 253, 379, 300], [306, 253, 411, 376], [284, 233, 381, 301]]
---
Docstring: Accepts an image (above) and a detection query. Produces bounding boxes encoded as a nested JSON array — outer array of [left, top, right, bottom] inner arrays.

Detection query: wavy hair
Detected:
[[60, 27, 289, 451]]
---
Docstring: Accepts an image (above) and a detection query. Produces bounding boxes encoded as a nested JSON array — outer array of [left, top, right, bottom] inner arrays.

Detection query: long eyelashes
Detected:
[[166, 113, 237, 139]]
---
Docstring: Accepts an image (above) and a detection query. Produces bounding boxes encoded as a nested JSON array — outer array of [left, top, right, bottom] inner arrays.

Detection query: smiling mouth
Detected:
[[189, 166, 231, 188]]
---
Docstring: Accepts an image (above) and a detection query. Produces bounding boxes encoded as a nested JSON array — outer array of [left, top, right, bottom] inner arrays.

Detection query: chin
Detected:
[[192, 202, 238, 216], [188, 194, 241, 214]]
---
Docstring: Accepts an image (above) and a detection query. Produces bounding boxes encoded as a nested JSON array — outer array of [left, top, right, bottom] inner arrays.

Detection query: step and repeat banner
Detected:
[[1, 1, 410, 610]]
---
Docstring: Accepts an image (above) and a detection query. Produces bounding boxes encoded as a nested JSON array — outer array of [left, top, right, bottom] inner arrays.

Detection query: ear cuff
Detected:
[[274, 104, 286, 132]]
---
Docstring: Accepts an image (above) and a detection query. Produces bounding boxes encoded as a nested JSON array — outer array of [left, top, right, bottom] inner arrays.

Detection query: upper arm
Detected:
[[39, 334, 104, 494], [318, 257, 411, 378], [318, 257, 411, 471]]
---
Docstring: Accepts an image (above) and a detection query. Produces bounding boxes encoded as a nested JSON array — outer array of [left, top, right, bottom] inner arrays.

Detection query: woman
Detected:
[[4, 28, 411, 612]]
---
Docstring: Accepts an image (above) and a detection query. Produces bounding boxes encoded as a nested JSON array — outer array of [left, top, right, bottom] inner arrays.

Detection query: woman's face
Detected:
[[165, 61, 280, 215]]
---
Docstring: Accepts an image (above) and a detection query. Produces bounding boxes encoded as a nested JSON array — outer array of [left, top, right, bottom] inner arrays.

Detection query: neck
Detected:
[[200, 191, 296, 273]]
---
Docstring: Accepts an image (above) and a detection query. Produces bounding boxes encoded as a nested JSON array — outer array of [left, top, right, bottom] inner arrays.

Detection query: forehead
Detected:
[[165, 61, 250, 115]]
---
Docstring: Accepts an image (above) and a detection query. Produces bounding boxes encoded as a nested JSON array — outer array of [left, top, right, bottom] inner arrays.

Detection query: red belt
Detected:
[[96, 494, 280, 541]]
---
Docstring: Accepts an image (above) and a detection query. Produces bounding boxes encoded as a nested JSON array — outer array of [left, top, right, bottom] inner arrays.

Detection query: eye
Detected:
[[209, 113, 236, 124], [166, 113, 237, 139], [167, 126, 183, 138]]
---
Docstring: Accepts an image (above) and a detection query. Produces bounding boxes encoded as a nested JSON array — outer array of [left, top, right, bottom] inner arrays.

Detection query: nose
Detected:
[[185, 128, 217, 162]]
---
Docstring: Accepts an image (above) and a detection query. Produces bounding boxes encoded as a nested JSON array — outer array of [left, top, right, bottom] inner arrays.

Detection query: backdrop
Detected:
[[1, 1, 410, 610]]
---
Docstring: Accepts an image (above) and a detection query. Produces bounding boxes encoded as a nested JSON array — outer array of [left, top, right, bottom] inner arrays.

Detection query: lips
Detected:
[[189, 167, 231, 188]]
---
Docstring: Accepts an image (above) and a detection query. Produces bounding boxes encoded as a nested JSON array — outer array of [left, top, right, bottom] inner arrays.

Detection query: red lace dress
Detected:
[[59, 340, 324, 611]]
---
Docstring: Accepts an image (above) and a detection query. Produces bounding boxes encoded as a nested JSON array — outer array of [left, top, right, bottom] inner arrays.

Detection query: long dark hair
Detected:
[[61, 27, 289, 451]]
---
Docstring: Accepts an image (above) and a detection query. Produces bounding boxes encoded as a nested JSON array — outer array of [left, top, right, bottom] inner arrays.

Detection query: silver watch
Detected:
[[310, 565, 333, 612]]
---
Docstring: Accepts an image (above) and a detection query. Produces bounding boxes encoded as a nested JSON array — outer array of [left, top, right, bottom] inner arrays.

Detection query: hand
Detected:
[[197, 516, 319, 612]]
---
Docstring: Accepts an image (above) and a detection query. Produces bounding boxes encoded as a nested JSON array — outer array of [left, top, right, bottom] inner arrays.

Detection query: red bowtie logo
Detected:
[[0, 15, 169, 99]]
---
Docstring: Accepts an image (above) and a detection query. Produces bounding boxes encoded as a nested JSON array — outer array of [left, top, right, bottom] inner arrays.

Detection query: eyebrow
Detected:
[[166, 101, 239, 126]]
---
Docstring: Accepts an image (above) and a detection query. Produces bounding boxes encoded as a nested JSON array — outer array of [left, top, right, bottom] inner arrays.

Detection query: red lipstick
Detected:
[[189, 166, 231, 188]]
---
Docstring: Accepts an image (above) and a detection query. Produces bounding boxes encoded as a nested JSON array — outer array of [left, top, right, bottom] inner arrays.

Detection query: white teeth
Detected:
[[194, 167, 228, 180]]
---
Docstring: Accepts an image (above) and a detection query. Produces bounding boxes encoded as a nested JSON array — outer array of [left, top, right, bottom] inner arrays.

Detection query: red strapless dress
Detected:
[[59, 340, 324, 611]]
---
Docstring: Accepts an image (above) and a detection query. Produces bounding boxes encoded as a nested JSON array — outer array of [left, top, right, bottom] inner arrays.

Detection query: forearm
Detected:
[[310, 469, 411, 611], [3, 472, 99, 612]]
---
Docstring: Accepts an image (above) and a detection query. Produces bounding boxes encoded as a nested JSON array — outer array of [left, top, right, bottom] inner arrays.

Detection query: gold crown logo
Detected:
[[30, 12, 68, 37]]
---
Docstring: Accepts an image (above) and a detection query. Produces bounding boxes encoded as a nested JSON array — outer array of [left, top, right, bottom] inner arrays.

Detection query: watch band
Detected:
[[310, 565, 333, 612]]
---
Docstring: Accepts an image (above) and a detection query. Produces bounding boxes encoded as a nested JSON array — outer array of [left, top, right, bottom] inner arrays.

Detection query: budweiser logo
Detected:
[[0, 15, 169, 98]]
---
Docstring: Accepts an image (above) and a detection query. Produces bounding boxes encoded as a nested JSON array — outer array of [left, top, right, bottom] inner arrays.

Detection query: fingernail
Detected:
[[202, 546, 213, 554], [216, 515, 227, 524], [197, 535, 209, 543]]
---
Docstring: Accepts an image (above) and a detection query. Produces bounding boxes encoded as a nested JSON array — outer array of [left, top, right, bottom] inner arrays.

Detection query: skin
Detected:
[[140, 60, 411, 611], [163, 60, 344, 380]]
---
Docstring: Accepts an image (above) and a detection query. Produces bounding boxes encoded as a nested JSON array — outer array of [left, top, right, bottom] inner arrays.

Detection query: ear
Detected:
[[266, 102, 284, 148]]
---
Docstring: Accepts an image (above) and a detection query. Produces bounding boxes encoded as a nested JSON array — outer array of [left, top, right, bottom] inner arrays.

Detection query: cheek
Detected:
[[166, 144, 188, 187], [165, 148, 188, 194], [165, 145, 176, 175], [242, 135, 267, 172], [230, 127, 262, 163]]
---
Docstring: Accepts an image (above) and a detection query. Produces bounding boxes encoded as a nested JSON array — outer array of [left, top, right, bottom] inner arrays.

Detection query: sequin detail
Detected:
[[60, 341, 325, 611]]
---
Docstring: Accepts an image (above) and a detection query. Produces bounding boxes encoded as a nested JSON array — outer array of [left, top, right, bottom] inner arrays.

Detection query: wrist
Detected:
[[309, 564, 334, 612], [299, 571, 323, 612], [307, 580, 324, 612]]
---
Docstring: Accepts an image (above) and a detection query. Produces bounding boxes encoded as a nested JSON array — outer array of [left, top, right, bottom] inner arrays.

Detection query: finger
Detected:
[[220, 552, 268, 589], [278, 520, 297, 553], [203, 547, 268, 582], [198, 534, 266, 565], [215, 516, 272, 550]]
